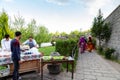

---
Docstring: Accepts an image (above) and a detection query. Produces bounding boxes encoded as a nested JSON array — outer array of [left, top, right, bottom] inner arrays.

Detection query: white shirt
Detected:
[[1, 38, 12, 51], [23, 39, 37, 46]]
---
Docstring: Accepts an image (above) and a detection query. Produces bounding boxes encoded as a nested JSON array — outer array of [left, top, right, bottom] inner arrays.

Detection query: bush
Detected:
[[55, 39, 78, 71], [55, 39, 77, 56], [104, 48, 115, 59], [97, 46, 104, 55]]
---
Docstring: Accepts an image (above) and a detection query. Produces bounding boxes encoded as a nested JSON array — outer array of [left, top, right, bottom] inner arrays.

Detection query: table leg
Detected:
[[38, 60, 40, 73], [71, 61, 74, 79], [67, 61, 68, 72], [41, 60, 43, 80]]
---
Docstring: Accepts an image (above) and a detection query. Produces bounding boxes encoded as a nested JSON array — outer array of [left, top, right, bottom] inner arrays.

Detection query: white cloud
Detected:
[[84, 0, 113, 16], [46, 0, 71, 5], [2, 0, 13, 2]]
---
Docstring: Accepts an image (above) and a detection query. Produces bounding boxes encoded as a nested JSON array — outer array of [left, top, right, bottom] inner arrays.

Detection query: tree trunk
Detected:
[[99, 37, 101, 47]]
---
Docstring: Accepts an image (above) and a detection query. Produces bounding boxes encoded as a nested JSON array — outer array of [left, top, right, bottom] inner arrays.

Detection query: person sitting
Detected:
[[1, 34, 12, 51], [23, 36, 37, 48]]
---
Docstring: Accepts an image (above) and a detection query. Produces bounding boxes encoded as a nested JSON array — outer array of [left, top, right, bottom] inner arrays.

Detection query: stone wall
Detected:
[[105, 5, 120, 59]]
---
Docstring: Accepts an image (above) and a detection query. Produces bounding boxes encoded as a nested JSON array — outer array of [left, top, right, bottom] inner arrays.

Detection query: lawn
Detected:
[[39, 46, 55, 56]]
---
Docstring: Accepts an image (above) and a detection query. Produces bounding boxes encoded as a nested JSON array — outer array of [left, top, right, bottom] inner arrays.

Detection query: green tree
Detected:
[[60, 32, 68, 36], [69, 30, 81, 39], [13, 15, 25, 31], [54, 31, 60, 37], [35, 26, 51, 45], [91, 9, 111, 46], [27, 19, 37, 35], [0, 10, 14, 43], [70, 30, 80, 35], [12, 15, 27, 42]]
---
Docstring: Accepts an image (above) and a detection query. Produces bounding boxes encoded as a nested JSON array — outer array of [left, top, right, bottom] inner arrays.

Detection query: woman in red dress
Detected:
[[87, 37, 93, 52]]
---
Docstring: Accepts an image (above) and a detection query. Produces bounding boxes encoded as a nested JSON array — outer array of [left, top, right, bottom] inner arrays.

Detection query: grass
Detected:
[[110, 56, 120, 64], [39, 46, 55, 56]]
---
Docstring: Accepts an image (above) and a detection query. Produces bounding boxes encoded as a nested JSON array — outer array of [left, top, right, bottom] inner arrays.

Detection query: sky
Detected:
[[0, 0, 120, 33]]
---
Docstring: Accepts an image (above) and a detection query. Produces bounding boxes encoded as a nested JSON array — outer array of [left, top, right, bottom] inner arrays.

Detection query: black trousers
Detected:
[[12, 60, 20, 80]]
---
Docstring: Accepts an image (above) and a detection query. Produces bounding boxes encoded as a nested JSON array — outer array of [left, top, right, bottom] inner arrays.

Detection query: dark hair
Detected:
[[5, 34, 10, 38], [15, 31, 21, 37], [29, 36, 33, 39]]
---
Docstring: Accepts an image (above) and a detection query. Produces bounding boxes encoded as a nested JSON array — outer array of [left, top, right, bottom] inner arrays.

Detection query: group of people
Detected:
[[78, 36, 94, 53], [1, 32, 38, 80], [1, 35, 38, 51]]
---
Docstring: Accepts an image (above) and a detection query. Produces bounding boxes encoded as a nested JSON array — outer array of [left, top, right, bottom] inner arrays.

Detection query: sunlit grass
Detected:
[[39, 46, 55, 56]]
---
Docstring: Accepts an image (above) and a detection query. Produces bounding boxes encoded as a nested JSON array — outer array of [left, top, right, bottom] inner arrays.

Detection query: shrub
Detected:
[[55, 39, 77, 56], [97, 46, 104, 55], [104, 48, 115, 59], [55, 39, 78, 71]]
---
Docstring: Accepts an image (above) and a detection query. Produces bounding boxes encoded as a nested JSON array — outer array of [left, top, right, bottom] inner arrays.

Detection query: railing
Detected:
[[71, 45, 78, 58]]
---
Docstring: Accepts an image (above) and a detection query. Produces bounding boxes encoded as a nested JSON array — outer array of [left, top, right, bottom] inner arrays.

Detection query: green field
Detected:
[[39, 46, 55, 56]]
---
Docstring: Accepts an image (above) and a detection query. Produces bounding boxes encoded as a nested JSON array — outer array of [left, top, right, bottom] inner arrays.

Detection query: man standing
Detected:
[[11, 31, 22, 80], [1, 34, 12, 51]]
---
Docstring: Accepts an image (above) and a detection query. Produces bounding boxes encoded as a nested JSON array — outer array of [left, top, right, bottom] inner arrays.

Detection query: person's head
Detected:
[[89, 37, 92, 40], [4, 34, 10, 41], [15, 31, 22, 40], [80, 35, 84, 38], [29, 36, 33, 41]]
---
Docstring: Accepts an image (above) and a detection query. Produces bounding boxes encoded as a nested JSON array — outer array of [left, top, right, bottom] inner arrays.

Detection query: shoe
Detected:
[[18, 77, 22, 80]]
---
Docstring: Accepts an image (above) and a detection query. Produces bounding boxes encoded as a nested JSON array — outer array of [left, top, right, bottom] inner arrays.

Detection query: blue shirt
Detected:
[[11, 39, 21, 61], [23, 39, 37, 48]]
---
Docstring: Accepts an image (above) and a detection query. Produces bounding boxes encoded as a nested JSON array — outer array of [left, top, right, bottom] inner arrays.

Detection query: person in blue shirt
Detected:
[[11, 31, 22, 80], [23, 36, 37, 48]]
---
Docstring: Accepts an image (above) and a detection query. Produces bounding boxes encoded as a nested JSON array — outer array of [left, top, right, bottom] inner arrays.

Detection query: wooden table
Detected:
[[40, 58, 74, 80], [10, 59, 40, 74], [1, 59, 40, 76]]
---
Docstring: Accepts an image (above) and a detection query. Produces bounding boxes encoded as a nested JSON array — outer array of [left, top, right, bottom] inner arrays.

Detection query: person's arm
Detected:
[[1, 39, 6, 50], [23, 40, 28, 45], [10, 40, 13, 52], [33, 39, 37, 47]]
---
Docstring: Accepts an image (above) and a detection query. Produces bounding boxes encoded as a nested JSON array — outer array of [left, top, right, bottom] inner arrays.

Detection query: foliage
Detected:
[[91, 9, 111, 46], [92, 37, 97, 49], [0, 10, 14, 44], [60, 32, 68, 36], [70, 30, 80, 37], [102, 23, 112, 42], [54, 31, 60, 37], [55, 39, 78, 71], [12, 15, 25, 30], [35, 26, 52, 45], [97, 46, 116, 60], [104, 48, 115, 59], [11, 15, 52, 44], [39, 46, 55, 56], [55, 39, 77, 56], [11, 15, 28, 42], [97, 46, 104, 55]]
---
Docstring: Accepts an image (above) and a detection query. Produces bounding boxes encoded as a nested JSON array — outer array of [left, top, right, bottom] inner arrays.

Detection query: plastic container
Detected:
[[0, 65, 10, 77]]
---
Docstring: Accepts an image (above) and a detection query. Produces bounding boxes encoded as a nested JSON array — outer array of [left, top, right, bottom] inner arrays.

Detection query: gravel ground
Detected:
[[3, 66, 72, 80]]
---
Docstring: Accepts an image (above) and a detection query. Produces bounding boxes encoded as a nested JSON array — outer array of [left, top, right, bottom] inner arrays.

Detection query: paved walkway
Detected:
[[74, 51, 120, 80]]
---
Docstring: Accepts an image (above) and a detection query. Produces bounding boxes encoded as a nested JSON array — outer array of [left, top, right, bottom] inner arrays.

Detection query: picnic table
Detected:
[[40, 56, 74, 80], [0, 48, 41, 76]]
